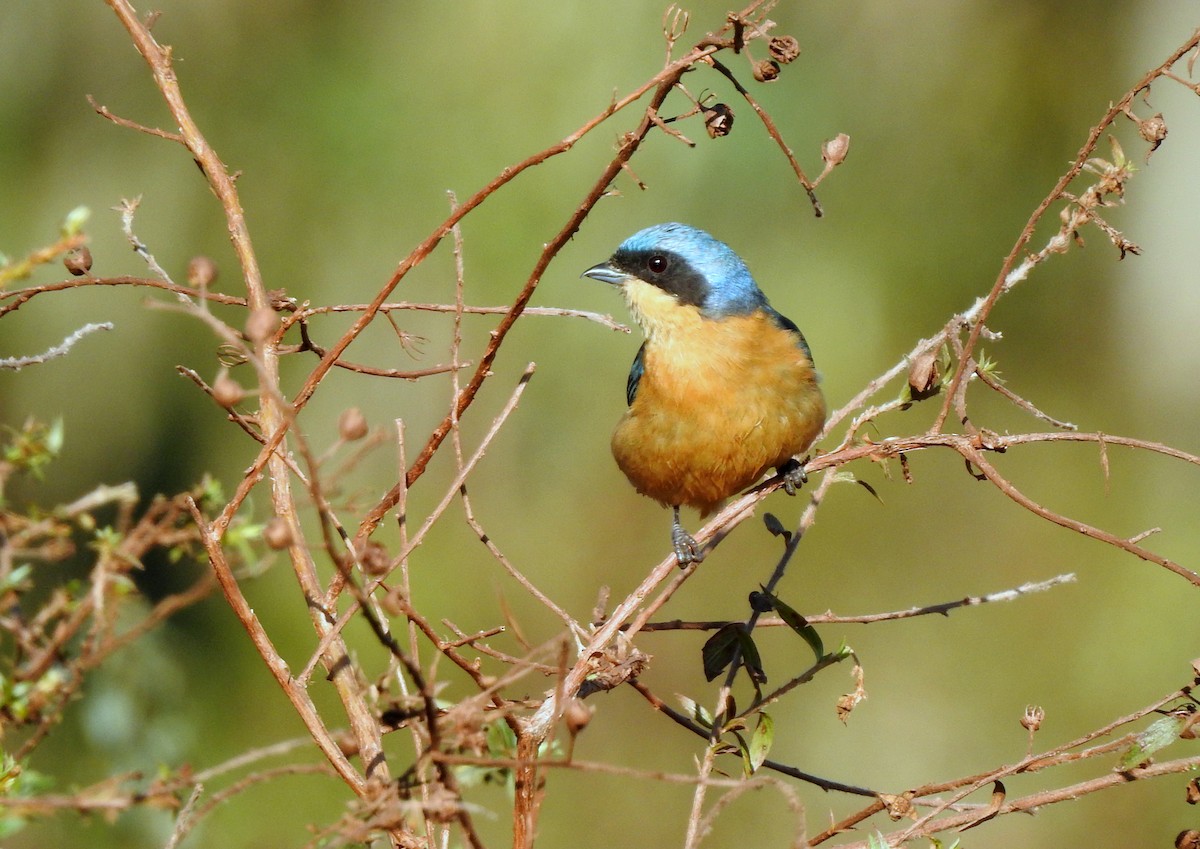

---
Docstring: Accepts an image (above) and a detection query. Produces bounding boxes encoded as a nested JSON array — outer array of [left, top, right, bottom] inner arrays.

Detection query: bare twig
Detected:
[[185, 497, 366, 792], [0, 322, 113, 370], [934, 27, 1200, 433], [104, 0, 394, 796], [640, 573, 1077, 631]]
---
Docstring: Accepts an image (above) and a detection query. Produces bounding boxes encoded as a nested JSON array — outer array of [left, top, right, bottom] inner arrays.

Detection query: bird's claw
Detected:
[[780, 458, 808, 496], [671, 523, 704, 567]]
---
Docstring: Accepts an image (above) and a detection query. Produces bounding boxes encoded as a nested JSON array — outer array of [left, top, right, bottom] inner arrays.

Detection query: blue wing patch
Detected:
[[626, 342, 646, 406]]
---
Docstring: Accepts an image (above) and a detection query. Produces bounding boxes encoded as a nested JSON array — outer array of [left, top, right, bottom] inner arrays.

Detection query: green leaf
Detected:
[[976, 350, 1002, 382], [866, 832, 889, 849], [3, 419, 64, 478], [856, 478, 883, 503], [485, 717, 518, 757], [702, 624, 742, 682], [734, 628, 766, 685], [197, 474, 225, 507], [702, 624, 766, 684], [44, 418, 64, 455], [61, 206, 91, 237], [731, 730, 753, 778], [453, 764, 492, 789], [748, 712, 773, 774], [1118, 710, 1191, 770], [762, 512, 788, 538], [0, 816, 27, 838], [677, 696, 713, 729], [761, 590, 823, 663], [0, 564, 32, 595], [929, 838, 961, 849]]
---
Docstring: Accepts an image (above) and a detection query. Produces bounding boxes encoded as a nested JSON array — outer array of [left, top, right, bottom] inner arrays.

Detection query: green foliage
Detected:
[[757, 589, 824, 663], [701, 623, 766, 684], [60, 206, 91, 238], [0, 418, 63, 497], [929, 838, 962, 849], [678, 695, 716, 731], [0, 753, 53, 838], [974, 350, 1002, 382], [1117, 708, 1196, 771], [745, 711, 773, 776]]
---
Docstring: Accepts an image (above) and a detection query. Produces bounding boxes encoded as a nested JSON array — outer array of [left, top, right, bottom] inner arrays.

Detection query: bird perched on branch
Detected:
[[583, 223, 825, 565]]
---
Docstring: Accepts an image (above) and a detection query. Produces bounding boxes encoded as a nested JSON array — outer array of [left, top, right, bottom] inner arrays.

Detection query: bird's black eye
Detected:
[[647, 254, 669, 274]]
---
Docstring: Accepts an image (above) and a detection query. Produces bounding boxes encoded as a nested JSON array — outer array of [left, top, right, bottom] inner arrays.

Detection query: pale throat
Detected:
[[620, 279, 704, 340]]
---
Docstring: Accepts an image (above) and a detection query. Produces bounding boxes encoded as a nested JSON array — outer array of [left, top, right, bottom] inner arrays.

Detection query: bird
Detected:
[[582, 222, 826, 565]]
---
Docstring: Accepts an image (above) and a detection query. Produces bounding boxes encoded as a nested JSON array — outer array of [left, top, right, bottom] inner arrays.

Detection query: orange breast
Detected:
[[611, 308, 825, 516]]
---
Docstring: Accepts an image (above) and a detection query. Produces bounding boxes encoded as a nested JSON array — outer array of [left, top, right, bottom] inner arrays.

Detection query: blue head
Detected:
[[582, 223, 768, 318]]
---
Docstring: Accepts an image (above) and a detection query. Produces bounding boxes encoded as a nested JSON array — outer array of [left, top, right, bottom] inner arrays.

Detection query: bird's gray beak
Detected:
[[581, 261, 627, 286]]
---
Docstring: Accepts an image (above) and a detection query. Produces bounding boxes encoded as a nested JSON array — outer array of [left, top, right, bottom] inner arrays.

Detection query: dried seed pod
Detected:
[[1186, 777, 1200, 805], [63, 246, 93, 276], [358, 541, 391, 577], [565, 699, 593, 735], [704, 103, 734, 138], [1138, 111, 1167, 153], [822, 133, 851, 168], [187, 255, 218, 287], [752, 59, 781, 82], [1020, 704, 1045, 733], [263, 517, 293, 550], [878, 792, 915, 821], [338, 407, 369, 441], [768, 35, 801, 64], [246, 306, 280, 344], [212, 372, 245, 407]]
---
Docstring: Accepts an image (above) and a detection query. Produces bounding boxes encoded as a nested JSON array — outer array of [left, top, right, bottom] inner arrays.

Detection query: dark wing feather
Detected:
[[626, 342, 646, 406], [768, 307, 816, 368]]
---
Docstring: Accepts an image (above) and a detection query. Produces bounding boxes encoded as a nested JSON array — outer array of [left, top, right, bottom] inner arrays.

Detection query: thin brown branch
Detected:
[[326, 536, 489, 849], [707, 57, 822, 214], [298, 300, 629, 333], [960, 442, 1200, 587], [0, 275, 249, 318], [628, 680, 876, 797], [976, 369, 1077, 430], [104, 0, 394, 795], [89, 572, 217, 662], [810, 684, 1188, 843], [187, 764, 337, 837], [641, 572, 1077, 631], [0, 322, 113, 371], [185, 497, 366, 794], [683, 427, 1200, 592], [0, 231, 86, 288], [933, 26, 1200, 432], [835, 754, 1200, 848], [88, 93, 184, 142]]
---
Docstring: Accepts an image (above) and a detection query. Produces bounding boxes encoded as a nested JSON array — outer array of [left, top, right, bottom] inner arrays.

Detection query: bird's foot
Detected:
[[671, 507, 704, 566], [779, 458, 808, 496]]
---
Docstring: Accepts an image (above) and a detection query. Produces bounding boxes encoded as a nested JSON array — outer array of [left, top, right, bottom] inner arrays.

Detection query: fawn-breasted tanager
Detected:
[[583, 223, 825, 564]]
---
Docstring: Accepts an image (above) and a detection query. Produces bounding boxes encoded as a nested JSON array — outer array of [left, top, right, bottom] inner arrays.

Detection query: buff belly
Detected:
[[611, 308, 825, 517]]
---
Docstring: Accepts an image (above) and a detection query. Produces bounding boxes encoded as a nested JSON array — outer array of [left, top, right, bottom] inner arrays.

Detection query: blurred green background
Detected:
[[3, 1, 1200, 847]]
